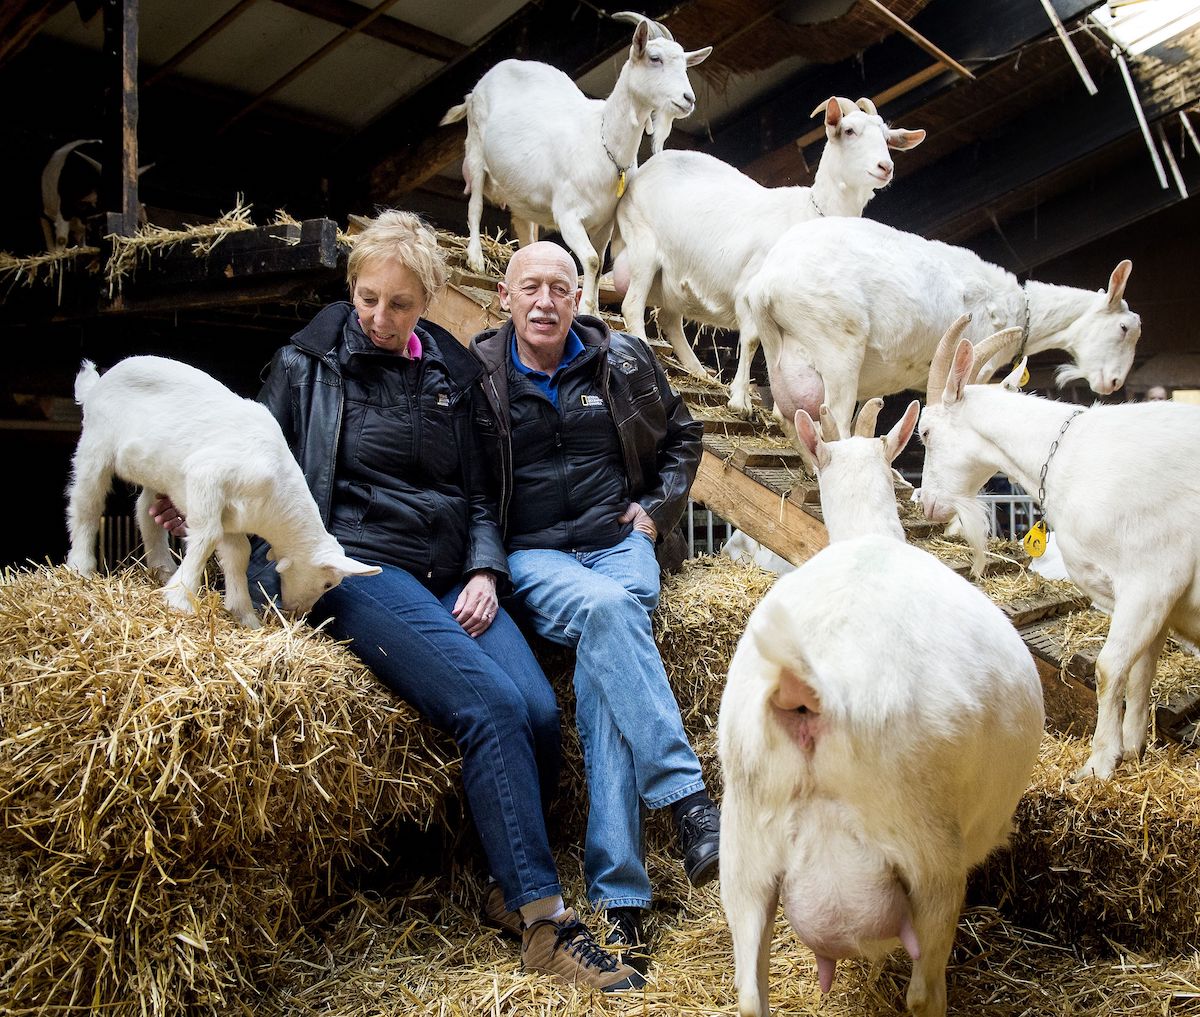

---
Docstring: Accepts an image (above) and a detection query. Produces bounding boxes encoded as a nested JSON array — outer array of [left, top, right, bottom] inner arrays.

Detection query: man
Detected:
[[470, 241, 720, 972]]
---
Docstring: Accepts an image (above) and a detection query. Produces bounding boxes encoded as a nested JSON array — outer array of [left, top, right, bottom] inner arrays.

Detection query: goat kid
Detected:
[[612, 96, 924, 381], [66, 357, 379, 628], [720, 397, 1043, 1017], [441, 19, 710, 316], [745, 216, 1139, 438], [918, 323, 1200, 781]]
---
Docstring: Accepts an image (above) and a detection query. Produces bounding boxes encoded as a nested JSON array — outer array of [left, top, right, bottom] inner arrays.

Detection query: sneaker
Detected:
[[677, 799, 720, 887], [604, 906, 650, 974], [481, 881, 523, 938], [522, 908, 646, 991]]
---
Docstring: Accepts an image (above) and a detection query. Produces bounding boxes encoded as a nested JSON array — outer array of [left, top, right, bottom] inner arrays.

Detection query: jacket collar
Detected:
[[472, 314, 612, 373]]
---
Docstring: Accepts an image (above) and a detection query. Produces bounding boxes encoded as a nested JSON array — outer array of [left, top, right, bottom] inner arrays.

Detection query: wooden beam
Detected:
[[142, 0, 261, 88], [221, 0, 403, 132], [690, 449, 828, 566], [0, 0, 71, 68], [273, 0, 465, 62], [101, 0, 139, 238], [370, 121, 467, 205], [861, 0, 974, 79]]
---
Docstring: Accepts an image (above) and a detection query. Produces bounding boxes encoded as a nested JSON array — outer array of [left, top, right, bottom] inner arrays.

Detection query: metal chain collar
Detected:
[[1016, 282, 1031, 361], [1037, 408, 1085, 524]]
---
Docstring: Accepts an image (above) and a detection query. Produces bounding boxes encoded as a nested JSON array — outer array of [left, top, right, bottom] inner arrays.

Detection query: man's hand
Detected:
[[149, 495, 188, 538], [619, 501, 657, 541], [453, 570, 500, 638]]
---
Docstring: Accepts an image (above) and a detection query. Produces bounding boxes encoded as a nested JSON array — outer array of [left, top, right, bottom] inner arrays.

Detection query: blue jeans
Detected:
[[312, 564, 562, 912], [508, 531, 705, 909]]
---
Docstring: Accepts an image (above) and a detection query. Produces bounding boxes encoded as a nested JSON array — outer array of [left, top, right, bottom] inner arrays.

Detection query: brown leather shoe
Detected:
[[521, 908, 646, 991], [481, 881, 523, 938]]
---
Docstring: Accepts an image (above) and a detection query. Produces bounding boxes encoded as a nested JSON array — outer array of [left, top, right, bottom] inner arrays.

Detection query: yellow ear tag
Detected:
[[1023, 520, 1048, 558], [616, 171, 627, 199], [1012, 358, 1030, 388]]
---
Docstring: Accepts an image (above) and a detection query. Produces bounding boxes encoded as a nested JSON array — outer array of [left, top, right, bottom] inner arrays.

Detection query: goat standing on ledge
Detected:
[[440, 17, 710, 316], [918, 321, 1200, 780], [66, 357, 379, 627], [719, 396, 1043, 1017]]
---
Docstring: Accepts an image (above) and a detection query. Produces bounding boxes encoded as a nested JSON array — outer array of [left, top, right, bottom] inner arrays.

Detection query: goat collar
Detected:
[[1017, 283, 1032, 360], [599, 110, 631, 180], [1036, 407, 1084, 526], [809, 191, 825, 217]]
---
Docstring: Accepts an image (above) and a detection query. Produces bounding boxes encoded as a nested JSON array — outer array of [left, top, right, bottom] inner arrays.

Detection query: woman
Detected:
[[155, 211, 641, 992]]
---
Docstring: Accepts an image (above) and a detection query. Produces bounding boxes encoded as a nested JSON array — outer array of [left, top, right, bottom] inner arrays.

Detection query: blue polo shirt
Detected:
[[510, 328, 585, 409]]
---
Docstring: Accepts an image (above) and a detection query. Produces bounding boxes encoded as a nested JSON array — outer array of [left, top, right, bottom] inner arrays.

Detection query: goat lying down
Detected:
[[66, 357, 379, 627], [719, 397, 1043, 1017], [918, 319, 1200, 780]]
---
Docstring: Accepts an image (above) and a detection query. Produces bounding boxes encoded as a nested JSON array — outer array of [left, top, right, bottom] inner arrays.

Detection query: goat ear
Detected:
[[685, 46, 712, 66], [887, 127, 926, 151], [274, 556, 292, 574], [793, 409, 822, 474], [884, 400, 921, 462], [1106, 259, 1132, 309], [329, 554, 383, 578], [945, 338, 975, 405], [631, 18, 649, 56], [818, 96, 841, 129], [1001, 357, 1028, 391]]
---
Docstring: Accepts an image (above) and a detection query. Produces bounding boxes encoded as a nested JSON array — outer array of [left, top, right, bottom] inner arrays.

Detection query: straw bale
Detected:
[[0, 565, 459, 874], [976, 735, 1200, 956]]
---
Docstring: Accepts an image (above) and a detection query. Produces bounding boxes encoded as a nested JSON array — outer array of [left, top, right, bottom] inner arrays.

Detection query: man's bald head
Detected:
[[505, 242, 579, 289]]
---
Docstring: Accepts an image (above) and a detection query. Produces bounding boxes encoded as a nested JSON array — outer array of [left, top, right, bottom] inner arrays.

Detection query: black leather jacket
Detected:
[[470, 315, 702, 548], [248, 302, 508, 600]]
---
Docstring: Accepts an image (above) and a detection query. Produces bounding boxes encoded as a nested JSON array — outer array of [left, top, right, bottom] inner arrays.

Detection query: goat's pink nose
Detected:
[[878, 159, 894, 176]]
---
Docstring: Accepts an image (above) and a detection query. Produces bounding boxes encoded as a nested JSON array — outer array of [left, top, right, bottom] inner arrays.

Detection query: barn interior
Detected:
[[2, 3, 1200, 1014], [3, 0, 1200, 567]]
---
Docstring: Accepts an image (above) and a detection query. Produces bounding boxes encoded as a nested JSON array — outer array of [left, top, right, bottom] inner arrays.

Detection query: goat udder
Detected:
[[611, 250, 631, 298], [771, 356, 825, 424]]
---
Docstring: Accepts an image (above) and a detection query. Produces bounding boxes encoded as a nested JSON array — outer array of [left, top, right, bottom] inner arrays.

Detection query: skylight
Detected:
[[1090, 0, 1200, 55]]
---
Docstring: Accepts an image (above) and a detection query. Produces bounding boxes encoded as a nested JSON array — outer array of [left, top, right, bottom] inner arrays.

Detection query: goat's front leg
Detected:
[[65, 435, 113, 576], [728, 320, 762, 415], [1121, 628, 1167, 762], [555, 215, 602, 317], [134, 487, 178, 583], [721, 792, 780, 1017], [161, 476, 223, 616], [510, 214, 538, 248], [1077, 593, 1172, 780], [216, 533, 260, 629]]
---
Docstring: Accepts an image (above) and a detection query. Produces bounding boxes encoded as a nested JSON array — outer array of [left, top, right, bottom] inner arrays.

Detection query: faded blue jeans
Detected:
[[311, 564, 563, 913], [508, 530, 706, 910]]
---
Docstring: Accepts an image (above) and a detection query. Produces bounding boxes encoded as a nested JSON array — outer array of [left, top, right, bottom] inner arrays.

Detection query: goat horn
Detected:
[[611, 10, 673, 39], [852, 397, 884, 437], [818, 404, 842, 442], [855, 97, 878, 116], [927, 313, 973, 404], [970, 327, 1024, 384]]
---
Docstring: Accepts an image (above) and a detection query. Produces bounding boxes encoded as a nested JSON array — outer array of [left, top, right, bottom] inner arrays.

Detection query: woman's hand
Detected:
[[453, 570, 499, 638], [149, 495, 188, 538]]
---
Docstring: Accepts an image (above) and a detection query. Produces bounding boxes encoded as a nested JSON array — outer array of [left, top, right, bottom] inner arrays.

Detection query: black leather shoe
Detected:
[[604, 906, 649, 974], [677, 800, 720, 887]]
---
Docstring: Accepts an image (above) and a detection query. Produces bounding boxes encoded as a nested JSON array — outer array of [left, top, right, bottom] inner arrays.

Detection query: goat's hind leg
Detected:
[[134, 487, 178, 583], [161, 476, 223, 616], [1121, 627, 1168, 763], [65, 433, 113, 575], [216, 533, 260, 628], [904, 872, 964, 1017], [721, 792, 779, 1017], [462, 122, 489, 273]]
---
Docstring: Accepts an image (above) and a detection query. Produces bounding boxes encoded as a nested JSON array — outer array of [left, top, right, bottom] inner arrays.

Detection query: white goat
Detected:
[[722, 529, 795, 576], [744, 216, 1141, 438], [719, 396, 1043, 1017], [611, 11, 690, 154], [440, 20, 711, 316], [66, 357, 379, 628], [917, 323, 1200, 781], [40, 139, 100, 251], [612, 96, 924, 382]]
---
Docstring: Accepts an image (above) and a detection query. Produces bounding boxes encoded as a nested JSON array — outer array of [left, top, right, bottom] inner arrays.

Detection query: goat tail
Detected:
[[439, 96, 470, 126], [73, 359, 100, 405]]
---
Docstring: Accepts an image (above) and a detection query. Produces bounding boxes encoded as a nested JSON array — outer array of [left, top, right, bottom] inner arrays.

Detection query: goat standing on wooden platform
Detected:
[[918, 319, 1200, 780], [440, 16, 710, 316]]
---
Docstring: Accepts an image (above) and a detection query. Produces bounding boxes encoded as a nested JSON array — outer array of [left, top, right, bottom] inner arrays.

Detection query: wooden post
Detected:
[[102, 0, 139, 239]]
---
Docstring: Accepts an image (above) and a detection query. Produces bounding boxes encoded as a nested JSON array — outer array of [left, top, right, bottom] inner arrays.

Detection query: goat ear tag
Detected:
[[1023, 520, 1048, 558], [1012, 359, 1030, 387], [616, 171, 626, 199]]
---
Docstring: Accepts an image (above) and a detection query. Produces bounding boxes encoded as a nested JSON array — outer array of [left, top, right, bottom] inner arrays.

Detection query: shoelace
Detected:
[[681, 806, 719, 839], [554, 919, 619, 972]]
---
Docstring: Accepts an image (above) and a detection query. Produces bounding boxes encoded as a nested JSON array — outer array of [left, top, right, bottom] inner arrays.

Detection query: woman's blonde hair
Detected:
[[347, 209, 448, 301]]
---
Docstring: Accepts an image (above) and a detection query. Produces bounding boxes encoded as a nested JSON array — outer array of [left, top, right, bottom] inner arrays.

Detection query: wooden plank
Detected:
[[273, 0, 466, 61], [102, 0, 140, 238], [428, 282, 505, 347], [690, 449, 828, 566], [1032, 653, 1097, 740], [1000, 592, 1090, 628], [730, 446, 802, 468]]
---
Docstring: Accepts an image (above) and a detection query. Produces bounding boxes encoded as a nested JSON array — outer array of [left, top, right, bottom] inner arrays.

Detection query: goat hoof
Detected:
[[233, 611, 262, 629], [163, 586, 196, 615], [66, 553, 97, 576], [1071, 757, 1115, 782]]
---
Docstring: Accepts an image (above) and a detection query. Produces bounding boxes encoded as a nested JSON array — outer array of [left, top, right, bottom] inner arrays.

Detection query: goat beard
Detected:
[[946, 495, 991, 577], [1053, 363, 1087, 388]]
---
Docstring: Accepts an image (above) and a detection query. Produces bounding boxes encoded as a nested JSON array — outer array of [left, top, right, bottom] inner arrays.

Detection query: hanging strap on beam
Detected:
[[1037, 0, 1098, 95], [861, 0, 974, 80], [1112, 45, 1169, 189]]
